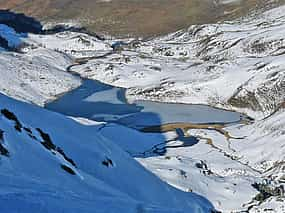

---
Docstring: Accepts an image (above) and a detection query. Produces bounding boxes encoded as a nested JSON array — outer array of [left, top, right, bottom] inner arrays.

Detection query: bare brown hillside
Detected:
[[0, 0, 284, 37]]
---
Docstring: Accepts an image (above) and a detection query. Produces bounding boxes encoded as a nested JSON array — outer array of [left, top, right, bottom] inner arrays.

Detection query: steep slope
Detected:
[[0, 93, 214, 212], [0, 19, 215, 212], [0, 48, 80, 105]]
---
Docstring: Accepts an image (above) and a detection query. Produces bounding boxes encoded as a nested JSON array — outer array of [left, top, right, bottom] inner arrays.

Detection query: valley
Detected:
[[0, 1, 285, 213]]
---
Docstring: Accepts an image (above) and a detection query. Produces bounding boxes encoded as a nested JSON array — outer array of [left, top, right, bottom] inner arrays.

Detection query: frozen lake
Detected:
[[46, 79, 242, 129]]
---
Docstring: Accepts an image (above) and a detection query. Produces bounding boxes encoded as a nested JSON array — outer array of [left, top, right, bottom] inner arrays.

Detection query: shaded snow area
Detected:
[[0, 94, 214, 213], [0, 24, 23, 49], [136, 108, 285, 212]]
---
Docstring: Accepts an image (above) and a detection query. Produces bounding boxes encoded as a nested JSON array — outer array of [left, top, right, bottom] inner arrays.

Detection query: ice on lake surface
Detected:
[[46, 79, 242, 129]]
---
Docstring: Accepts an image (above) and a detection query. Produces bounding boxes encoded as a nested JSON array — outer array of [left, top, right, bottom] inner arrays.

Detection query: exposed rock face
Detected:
[[228, 74, 285, 114]]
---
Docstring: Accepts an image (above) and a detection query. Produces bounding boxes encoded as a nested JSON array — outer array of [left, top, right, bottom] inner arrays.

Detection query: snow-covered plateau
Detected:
[[0, 4, 284, 213]]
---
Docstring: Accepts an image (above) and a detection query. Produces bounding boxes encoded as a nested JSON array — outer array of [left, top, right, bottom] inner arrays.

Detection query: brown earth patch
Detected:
[[1, 0, 284, 38]]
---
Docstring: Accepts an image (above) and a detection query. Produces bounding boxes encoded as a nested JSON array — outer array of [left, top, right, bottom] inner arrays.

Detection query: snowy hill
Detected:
[[0, 22, 81, 105], [29, 4, 284, 212], [69, 4, 285, 119], [0, 47, 80, 105], [0, 93, 214, 212]]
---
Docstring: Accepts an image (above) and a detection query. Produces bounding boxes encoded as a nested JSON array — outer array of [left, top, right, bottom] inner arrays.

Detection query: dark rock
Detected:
[[102, 157, 114, 167], [44, 24, 104, 40], [0, 129, 9, 157], [36, 128, 77, 167], [23, 127, 32, 134], [252, 182, 285, 202], [0, 36, 9, 49], [36, 128, 56, 150], [57, 147, 76, 167], [1, 109, 22, 132], [61, 164, 76, 175], [0, 143, 9, 157]]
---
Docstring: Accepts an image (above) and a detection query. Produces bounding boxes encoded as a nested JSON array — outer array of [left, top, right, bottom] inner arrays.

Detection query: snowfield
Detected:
[[0, 48, 80, 105], [0, 23, 82, 105], [137, 107, 285, 212], [0, 3, 284, 213], [27, 31, 112, 58], [0, 94, 214, 212]]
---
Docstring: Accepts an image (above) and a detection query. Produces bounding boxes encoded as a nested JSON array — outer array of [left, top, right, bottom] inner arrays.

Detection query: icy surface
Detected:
[[46, 79, 242, 129]]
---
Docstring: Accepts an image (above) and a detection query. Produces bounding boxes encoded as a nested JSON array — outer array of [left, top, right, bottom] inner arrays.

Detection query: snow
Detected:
[[27, 31, 112, 58], [64, 4, 285, 120], [0, 3, 284, 212], [0, 24, 23, 48], [0, 47, 81, 105], [46, 79, 243, 129], [136, 108, 285, 212], [0, 93, 214, 212]]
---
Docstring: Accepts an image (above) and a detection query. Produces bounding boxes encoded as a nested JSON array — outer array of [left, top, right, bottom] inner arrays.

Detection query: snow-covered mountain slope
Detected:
[[27, 30, 112, 58], [0, 47, 80, 105], [0, 23, 81, 105], [136, 107, 285, 212], [0, 93, 215, 212], [0, 21, 115, 106], [231, 107, 285, 175], [68, 4, 285, 119]]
